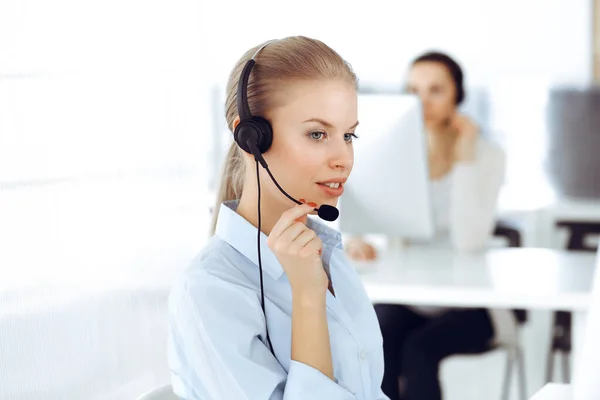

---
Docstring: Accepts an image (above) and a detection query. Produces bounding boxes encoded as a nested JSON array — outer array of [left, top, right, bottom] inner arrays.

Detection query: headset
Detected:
[[233, 41, 340, 353]]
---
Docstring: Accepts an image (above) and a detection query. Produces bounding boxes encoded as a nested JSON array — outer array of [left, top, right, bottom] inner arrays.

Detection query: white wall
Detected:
[[202, 0, 593, 208], [0, 0, 209, 184], [202, 0, 592, 88], [1, 3, 211, 397], [2, 0, 591, 186]]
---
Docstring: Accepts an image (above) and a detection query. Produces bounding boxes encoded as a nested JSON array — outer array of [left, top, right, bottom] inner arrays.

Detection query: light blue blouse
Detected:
[[168, 200, 389, 399]]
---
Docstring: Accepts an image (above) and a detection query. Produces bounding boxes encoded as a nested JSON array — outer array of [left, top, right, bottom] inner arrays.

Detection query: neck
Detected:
[[427, 125, 456, 153], [427, 121, 456, 139], [236, 178, 288, 237]]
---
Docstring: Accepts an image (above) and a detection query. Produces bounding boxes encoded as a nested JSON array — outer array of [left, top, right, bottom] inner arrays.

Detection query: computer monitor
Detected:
[[338, 93, 435, 241]]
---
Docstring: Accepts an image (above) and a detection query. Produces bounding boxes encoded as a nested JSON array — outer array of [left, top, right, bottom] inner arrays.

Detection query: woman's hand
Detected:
[[345, 238, 377, 261], [267, 203, 328, 299], [450, 113, 479, 162]]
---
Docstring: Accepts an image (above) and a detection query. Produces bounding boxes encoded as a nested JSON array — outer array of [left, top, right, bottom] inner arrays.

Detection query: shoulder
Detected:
[[476, 135, 505, 159], [189, 235, 260, 284], [168, 236, 261, 318], [474, 135, 506, 172]]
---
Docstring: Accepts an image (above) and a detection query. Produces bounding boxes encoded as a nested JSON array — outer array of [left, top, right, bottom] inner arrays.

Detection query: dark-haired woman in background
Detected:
[[345, 52, 511, 400]]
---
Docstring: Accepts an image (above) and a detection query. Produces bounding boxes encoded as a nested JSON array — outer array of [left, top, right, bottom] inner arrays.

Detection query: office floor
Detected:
[[0, 180, 568, 399]]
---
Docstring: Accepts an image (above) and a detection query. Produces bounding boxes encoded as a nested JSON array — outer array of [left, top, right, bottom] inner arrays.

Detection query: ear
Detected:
[[233, 116, 241, 131]]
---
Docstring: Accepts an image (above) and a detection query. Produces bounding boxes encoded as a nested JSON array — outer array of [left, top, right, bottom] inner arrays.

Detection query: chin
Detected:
[[320, 198, 339, 208], [425, 120, 441, 130]]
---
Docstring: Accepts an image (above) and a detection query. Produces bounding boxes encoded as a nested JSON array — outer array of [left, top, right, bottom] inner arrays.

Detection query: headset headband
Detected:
[[236, 40, 275, 121]]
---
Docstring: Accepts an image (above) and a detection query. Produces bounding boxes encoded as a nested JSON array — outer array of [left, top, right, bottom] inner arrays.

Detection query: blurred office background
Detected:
[[1, 0, 599, 399]]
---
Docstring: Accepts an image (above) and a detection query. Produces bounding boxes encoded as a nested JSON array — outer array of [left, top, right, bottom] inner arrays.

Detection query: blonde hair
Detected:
[[210, 36, 358, 235]]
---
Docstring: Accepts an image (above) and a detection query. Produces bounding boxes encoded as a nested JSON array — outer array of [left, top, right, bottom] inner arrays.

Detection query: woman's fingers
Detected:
[[287, 228, 317, 255], [299, 236, 323, 258], [268, 204, 314, 244]]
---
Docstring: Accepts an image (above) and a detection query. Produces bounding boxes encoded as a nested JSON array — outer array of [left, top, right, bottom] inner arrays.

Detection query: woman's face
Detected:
[[406, 61, 458, 131], [261, 79, 358, 212]]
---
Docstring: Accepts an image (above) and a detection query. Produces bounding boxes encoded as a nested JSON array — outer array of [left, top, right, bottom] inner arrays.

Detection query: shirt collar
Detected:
[[214, 200, 343, 280]]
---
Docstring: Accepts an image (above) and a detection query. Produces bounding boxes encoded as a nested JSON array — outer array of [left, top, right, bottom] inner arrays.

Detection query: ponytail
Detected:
[[210, 142, 245, 236]]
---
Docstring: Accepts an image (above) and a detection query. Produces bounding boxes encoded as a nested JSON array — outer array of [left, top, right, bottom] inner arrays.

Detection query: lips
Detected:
[[316, 182, 344, 197], [319, 182, 342, 189], [316, 177, 347, 185]]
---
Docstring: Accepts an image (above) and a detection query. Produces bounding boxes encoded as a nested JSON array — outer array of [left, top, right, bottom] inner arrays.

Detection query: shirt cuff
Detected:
[[284, 360, 355, 400]]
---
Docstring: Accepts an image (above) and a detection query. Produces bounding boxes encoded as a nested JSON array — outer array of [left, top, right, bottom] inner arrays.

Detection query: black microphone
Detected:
[[316, 204, 339, 222], [247, 139, 340, 222]]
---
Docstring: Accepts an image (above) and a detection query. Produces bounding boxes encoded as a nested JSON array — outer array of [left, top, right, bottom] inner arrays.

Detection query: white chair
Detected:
[[489, 310, 528, 400], [441, 224, 528, 400], [135, 383, 179, 400], [491, 223, 528, 400]]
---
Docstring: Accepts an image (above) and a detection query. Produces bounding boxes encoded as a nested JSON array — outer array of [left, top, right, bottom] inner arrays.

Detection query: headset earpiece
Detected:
[[233, 116, 273, 156], [252, 117, 273, 152], [234, 54, 274, 157]]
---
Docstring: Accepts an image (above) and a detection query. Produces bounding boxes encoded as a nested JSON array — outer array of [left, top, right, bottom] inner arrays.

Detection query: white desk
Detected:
[[355, 246, 597, 381], [357, 247, 595, 311], [530, 384, 572, 400]]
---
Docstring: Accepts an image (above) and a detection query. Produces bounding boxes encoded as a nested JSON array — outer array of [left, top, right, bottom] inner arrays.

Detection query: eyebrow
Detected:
[[303, 118, 359, 130]]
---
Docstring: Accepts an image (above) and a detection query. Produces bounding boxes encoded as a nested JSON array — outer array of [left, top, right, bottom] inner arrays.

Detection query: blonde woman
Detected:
[[167, 36, 389, 400]]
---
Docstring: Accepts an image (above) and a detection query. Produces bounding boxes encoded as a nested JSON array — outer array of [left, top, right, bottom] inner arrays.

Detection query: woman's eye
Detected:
[[344, 133, 359, 142], [309, 131, 325, 140]]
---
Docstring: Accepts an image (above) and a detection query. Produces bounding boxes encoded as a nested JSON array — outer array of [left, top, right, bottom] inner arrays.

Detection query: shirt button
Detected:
[[359, 350, 368, 361]]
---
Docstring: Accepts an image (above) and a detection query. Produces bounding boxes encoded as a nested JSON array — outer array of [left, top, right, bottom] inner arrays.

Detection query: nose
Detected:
[[328, 135, 353, 171], [417, 91, 430, 106], [417, 93, 431, 114]]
